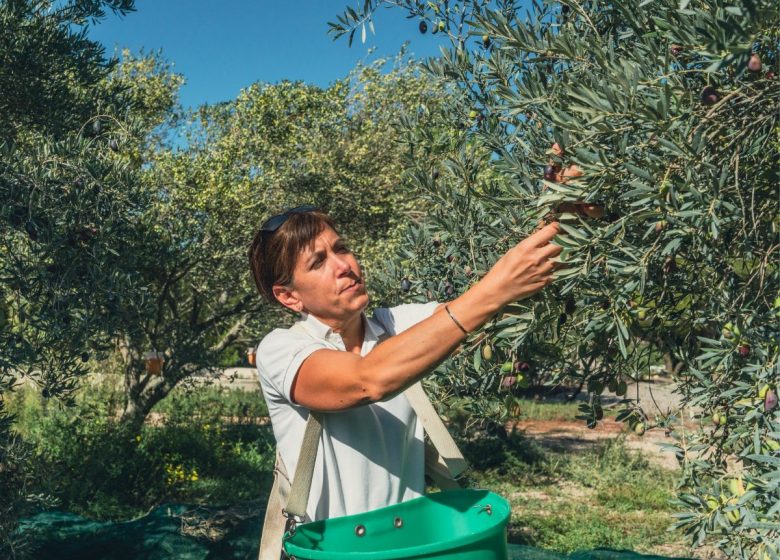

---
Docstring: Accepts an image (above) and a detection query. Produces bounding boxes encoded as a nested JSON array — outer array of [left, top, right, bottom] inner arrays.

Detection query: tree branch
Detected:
[[210, 314, 250, 353]]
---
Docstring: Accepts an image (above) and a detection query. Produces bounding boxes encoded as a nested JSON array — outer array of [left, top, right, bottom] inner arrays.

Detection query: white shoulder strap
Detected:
[[257, 451, 291, 560], [405, 381, 468, 477]]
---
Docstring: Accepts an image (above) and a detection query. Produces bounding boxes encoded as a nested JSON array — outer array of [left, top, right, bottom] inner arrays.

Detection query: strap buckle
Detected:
[[282, 510, 304, 536]]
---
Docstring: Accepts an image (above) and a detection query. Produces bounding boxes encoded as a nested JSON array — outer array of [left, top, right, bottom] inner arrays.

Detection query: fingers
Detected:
[[527, 221, 560, 247], [539, 256, 563, 276], [538, 240, 563, 260]]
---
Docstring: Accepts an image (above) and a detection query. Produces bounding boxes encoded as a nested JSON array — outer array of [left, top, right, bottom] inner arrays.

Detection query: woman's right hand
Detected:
[[477, 222, 563, 308]]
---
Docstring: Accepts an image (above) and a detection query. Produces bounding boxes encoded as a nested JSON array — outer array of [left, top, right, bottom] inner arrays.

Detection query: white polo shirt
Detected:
[[255, 301, 440, 521]]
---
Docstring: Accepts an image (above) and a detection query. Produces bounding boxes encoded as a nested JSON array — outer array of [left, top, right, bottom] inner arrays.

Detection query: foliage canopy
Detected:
[[333, 0, 779, 557]]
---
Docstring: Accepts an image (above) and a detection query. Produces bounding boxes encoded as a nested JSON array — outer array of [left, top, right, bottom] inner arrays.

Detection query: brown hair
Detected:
[[248, 210, 339, 306]]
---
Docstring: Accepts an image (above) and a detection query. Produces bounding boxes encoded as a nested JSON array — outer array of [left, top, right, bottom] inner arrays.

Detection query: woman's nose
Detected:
[[333, 252, 353, 274]]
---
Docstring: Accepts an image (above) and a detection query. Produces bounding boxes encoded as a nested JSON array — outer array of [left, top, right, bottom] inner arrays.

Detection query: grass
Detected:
[[462, 433, 681, 554], [152, 382, 269, 419], [510, 398, 585, 421], [8, 380, 695, 557], [449, 395, 689, 556], [508, 394, 621, 422]]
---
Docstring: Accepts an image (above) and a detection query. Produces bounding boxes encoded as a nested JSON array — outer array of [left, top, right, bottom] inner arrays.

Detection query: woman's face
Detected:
[[273, 226, 369, 318]]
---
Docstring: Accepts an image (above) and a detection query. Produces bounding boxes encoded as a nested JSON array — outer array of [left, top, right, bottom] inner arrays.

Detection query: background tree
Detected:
[[333, 1, 779, 558], [107, 50, 461, 432], [0, 0, 160, 554]]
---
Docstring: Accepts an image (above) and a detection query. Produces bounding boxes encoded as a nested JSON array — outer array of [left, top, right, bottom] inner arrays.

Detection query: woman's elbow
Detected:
[[353, 365, 392, 405]]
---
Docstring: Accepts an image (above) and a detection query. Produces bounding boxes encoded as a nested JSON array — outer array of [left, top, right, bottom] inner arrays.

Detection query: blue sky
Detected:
[[89, 1, 448, 109]]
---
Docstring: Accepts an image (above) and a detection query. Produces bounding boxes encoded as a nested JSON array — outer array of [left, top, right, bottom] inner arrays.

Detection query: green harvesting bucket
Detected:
[[284, 489, 510, 560]]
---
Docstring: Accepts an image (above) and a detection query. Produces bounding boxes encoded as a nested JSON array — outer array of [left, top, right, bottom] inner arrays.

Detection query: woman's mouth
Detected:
[[342, 281, 360, 293]]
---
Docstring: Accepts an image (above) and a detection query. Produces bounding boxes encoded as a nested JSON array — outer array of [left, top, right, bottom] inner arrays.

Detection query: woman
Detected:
[[248, 205, 561, 523]]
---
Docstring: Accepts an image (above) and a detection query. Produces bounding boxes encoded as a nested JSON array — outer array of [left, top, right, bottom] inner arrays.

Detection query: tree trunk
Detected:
[[119, 396, 148, 435], [662, 351, 685, 377], [119, 368, 173, 431], [662, 352, 675, 376]]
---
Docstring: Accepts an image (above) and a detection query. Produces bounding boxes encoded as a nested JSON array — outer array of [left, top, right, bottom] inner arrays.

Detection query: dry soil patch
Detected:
[[505, 418, 683, 470]]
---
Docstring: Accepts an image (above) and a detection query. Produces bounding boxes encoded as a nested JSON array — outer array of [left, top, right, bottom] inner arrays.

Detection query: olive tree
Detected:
[[333, 1, 779, 557], [0, 0, 156, 554]]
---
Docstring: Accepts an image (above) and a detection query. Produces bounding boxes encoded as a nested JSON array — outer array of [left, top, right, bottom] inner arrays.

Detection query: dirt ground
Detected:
[[512, 379, 695, 471], [504, 380, 728, 559], [506, 417, 683, 470]]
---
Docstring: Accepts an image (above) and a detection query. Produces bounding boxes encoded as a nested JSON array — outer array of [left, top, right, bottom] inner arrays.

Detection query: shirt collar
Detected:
[[297, 310, 387, 344]]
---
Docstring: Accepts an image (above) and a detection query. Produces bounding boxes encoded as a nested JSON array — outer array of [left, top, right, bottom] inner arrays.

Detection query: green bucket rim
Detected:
[[284, 489, 510, 560]]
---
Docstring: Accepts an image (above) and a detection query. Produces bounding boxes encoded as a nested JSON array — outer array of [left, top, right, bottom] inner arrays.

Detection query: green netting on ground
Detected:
[[18, 505, 691, 560]]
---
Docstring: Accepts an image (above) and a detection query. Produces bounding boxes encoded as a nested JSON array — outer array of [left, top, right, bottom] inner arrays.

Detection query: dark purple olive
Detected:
[[558, 313, 567, 326], [24, 221, 38, 241], [701, 85, 719, 106], [737, 344, 750, 358], [418, 21, 427, 34], [78, 226, 98, 242], [565, 296, 576, 315], [445, 283, 455, 297], [747, 54, 762, 73], [514, 361, 531, 373], [401, 278, 411, 293], [765, 389, 777, 412], [109, 139, 119, 152], [432, 169, 439, 180], [81, 352, 90, 363], [670, 44, 683, 56], [544, 164, 559, 181], [41, 388, 51, 398], [432, 236, 441, 247]]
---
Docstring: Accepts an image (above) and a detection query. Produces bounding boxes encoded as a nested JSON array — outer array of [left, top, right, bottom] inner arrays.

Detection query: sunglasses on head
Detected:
[[260, 205, 318, 234]]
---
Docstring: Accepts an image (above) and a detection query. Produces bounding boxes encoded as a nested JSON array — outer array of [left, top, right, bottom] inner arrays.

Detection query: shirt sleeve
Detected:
[[372, 301, 441, 336], [255, 329, 330, 404]]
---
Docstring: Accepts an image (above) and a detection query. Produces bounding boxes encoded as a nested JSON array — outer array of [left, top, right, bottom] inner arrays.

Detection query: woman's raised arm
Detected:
[[291, 222, 562, 411]]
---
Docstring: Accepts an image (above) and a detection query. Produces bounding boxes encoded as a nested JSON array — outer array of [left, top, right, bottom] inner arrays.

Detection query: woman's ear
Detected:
[[272, 284, 303, 313]]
